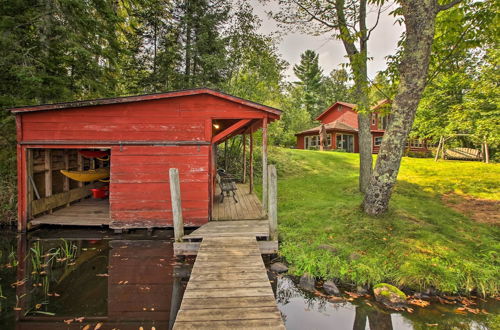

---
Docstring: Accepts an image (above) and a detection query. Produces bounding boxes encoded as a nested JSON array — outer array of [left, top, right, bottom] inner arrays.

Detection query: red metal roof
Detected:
[[9, 88, 282, 116]]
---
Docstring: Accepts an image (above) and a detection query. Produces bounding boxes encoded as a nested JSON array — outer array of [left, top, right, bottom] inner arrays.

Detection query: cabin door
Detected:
[[336, 134, 354, 153]]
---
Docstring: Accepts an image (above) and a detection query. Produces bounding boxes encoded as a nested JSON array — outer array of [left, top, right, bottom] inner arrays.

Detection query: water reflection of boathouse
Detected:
[[14, 232, 190, 329]]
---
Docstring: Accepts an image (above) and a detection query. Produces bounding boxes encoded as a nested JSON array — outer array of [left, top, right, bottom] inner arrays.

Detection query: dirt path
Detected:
[[443, 194, 500, 225]]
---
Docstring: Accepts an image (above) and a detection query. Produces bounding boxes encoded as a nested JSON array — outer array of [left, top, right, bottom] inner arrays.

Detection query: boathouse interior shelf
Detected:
[[11, 88, 282, 231]]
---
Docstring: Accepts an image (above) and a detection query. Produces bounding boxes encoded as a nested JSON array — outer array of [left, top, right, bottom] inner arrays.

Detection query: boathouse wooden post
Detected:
[[268, 164, 278, 241], [44, 149, 52, 213], [242, 134, 247, 183], [169, 168, 184, 242], [262, 117, 268, 212], [63, 150, 70, 206], [249, 128, 254, 193]]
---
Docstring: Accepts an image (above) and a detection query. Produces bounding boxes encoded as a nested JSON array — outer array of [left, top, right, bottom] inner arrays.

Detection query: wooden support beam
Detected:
[[77, 152, 83, 188], [249, 129, 254, 194], [44, 149, 52, 213], [262, 117, 268, 213], [268, 165, 278, 241], [27, 149, 34, 220], [173, 240, 279, 256], [63, 150, 70, 206], [212, 119, 252, 145], [484, 142, 489, 163], [170, 168, 184, 242], [242, 134, 247, 184]]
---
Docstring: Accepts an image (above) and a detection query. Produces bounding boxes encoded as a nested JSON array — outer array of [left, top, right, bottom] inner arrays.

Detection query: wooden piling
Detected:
[[268, 165, 278, 241], [249, 130, 254, 194], [242, 134, 247, 184], [169, 168, 184, 242], [262, 117, 268, 213]]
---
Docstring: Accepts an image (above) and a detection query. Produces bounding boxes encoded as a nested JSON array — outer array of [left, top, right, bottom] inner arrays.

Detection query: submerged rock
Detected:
[[323, 280, 341, 296], [373, 283, 407, 308], [299, 273, 316, 291], [270, 262, 288, 273]]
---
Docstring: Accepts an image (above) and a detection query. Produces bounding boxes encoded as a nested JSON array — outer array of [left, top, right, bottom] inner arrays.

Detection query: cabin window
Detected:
[[374, 136, 383, 146], [305, 135, 331, 149], [336, 134, 354, 152], [379, 115, 390, 130], [372, 114, 377, 125]]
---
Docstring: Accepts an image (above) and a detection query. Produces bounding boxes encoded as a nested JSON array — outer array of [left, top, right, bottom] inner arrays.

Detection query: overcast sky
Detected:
[[249, 1, 404, 82]]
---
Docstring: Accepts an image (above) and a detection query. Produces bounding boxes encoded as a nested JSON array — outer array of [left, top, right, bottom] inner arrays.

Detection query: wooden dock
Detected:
[[212, 183, 266, 220], [173, 236, 285, 329], [30, 198, 110, 227], [170, 165, 282, 328]]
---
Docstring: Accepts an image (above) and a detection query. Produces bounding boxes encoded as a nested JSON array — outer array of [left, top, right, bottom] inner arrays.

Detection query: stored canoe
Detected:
[[60, 168, 110, 182], [78, 150, 109, 159]]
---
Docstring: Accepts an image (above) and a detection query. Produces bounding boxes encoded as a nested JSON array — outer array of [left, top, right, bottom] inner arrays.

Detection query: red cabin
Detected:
[[11, 88, 281, 232], [295, 99, 429, 153]]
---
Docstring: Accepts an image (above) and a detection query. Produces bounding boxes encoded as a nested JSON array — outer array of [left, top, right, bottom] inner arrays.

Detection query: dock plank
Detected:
[[173, 236, 284, 329]]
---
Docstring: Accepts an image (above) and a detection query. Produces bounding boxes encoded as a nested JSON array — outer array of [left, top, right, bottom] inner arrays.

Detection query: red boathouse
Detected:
[[11, 88, 281, 232]]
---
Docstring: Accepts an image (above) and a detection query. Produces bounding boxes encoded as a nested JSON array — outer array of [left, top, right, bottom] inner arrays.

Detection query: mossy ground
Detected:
[[267, 147, 500, 296]]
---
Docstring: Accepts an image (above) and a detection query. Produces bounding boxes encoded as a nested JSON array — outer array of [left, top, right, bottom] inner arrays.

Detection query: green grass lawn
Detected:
[[269, 147, 500, 296]]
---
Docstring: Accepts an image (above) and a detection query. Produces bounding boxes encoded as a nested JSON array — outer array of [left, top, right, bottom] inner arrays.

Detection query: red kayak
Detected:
[[79, 150, 109, 159]]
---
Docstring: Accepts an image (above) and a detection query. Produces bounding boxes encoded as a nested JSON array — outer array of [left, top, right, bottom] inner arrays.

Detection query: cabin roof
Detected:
[[9, 88, 282, 116], [315, 101, 357, 121], [315, 99, 392, 121], [295, 121, 358, 136]]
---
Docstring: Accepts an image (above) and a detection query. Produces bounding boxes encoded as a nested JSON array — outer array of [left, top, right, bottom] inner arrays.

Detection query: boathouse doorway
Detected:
[[26, 148, 111, 229]]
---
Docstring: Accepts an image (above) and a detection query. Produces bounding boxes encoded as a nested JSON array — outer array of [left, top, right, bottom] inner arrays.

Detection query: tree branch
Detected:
[[366, 5, 382, 41], [292, 0, 338, 29], [437, 0, 463, 12]]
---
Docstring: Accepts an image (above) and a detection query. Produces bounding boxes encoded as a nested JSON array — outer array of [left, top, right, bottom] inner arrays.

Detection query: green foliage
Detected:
[[293, 50, 323, 117], [272, 148, 500, 295]]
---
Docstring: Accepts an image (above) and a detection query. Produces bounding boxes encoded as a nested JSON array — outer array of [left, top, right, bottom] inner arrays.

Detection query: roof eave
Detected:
[[9, 88, 282, 117]]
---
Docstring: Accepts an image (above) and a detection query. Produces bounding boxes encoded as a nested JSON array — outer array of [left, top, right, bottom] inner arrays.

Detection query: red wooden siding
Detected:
[[318, 104, 358, 128], [19, 94, 272, 143], [110, 145, 210, 228]]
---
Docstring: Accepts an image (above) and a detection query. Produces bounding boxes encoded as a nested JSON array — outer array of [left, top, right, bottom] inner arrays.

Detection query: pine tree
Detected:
[[293, 50, 324, 117]]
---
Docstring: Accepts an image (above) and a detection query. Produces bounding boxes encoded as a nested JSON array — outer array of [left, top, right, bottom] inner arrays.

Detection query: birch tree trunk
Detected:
[[363, 0, 459, 215]]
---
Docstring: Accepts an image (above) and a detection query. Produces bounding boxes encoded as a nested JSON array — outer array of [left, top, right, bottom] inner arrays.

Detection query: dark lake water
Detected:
[[0, 228, 498, 329]]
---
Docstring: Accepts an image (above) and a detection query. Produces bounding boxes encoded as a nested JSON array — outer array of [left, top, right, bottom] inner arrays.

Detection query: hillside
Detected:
[[269, 148, 500, 295]]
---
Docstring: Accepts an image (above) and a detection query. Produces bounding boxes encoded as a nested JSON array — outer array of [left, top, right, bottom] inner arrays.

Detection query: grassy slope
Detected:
[[269, 148, 500, 295]]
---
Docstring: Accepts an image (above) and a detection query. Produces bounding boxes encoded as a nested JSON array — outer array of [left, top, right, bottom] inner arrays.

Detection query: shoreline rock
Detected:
[[299, 273, 316, 291], [270, 262, 288, 273], [373, 283, 407, 308], [323, 280, 341, 296]]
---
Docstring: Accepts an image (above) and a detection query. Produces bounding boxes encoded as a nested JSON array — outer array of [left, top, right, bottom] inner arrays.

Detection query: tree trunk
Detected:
[[335, 0, 373, 193], [363, 0, 440, 215]]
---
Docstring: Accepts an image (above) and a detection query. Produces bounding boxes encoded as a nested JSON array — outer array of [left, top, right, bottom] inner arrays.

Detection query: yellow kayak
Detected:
[[60, 168, 110, 182]]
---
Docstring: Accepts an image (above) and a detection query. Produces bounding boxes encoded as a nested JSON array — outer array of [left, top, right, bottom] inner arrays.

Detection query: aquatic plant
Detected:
[[30, 242, 42, 273], [59, 239, 78, 260], [8, 246, 18, 267]]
